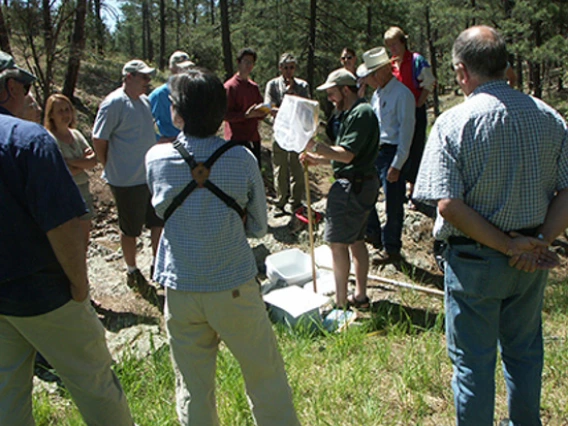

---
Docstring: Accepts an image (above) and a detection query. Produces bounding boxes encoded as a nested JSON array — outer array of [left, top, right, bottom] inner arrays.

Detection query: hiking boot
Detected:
[[127, 269, 148, 292], [372, 250, 402, 265]]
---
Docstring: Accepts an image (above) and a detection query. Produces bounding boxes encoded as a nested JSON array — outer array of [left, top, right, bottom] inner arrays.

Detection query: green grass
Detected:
[[32, 279, 568, 425]]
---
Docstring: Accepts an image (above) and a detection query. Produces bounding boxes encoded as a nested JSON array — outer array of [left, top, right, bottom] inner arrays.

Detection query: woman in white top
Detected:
[[44, 94, 97, 248]]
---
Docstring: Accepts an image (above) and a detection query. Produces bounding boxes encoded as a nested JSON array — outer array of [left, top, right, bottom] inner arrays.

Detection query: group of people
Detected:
[[1, 23, 567, 426]]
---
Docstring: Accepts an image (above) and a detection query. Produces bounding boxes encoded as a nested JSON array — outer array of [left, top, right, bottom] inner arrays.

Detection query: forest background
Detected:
[[1, 0, 568, 120]]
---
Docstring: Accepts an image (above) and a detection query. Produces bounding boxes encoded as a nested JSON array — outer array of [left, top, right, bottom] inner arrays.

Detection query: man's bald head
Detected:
[[452, 25, 508, 80]]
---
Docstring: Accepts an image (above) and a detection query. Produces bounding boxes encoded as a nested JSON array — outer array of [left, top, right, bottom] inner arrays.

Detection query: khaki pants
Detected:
[[0, 299, 133, 426], [272, 141, 305, 209], [165, 279, 301, 426]]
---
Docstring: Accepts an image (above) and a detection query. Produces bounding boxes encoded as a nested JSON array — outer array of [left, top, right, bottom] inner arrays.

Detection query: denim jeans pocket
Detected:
[[446, 247, 491, 297]]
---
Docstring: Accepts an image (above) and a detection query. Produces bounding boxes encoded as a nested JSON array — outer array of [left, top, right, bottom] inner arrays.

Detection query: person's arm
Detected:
[[67, 133, 98, 170], [416, 88, 430, 108], [93, 138, 109, 166], [245, 155, 268, 238], [389, 91, 416, 181], [538, 188, 568, 244], [46, 217, 89, 301], [438, 198, 550, 272], [305, 139, 354, 164]]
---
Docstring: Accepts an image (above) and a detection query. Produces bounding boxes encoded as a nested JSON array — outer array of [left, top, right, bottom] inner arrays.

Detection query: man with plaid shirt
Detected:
[[414, 26, 568, 426]]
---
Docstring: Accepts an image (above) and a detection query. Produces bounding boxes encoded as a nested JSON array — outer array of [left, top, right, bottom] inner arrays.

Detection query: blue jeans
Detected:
[[444, 243, 546, 426], [366, 145, 405, 253]]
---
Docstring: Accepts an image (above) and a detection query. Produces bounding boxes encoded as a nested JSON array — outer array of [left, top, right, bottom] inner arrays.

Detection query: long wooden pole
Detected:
[[304, 163, 317, 293], [317, 264, 443, 297]]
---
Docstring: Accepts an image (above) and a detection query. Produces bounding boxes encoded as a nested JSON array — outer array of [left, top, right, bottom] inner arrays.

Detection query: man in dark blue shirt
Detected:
[[0, 51, 135, 425]]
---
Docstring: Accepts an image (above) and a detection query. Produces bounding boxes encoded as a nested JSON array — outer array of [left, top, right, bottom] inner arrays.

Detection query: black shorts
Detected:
[[109, 184, 163, 237], [324, 177, 379, 244]]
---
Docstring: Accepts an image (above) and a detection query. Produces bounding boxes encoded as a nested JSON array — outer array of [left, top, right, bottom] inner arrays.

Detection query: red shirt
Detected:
[[223, 74, 263, 142], [392, 50, 421, 102]]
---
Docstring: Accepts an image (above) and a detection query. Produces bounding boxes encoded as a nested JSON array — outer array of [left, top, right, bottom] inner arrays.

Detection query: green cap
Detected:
[[0, 51, 36, 85]]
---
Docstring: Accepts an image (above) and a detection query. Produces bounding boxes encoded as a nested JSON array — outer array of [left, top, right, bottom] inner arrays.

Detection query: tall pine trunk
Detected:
[[220, 0, 232, 81], [63, 0, 87, 101]]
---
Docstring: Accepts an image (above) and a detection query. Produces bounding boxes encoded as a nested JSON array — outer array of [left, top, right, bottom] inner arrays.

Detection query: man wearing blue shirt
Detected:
[[145, 68, 300, 426], [357, 47, 415, 263], [414, 27, 568, 425], [93, 59, 164, 290], [149, 50, 195, 142], [0, 51, 134, 426]]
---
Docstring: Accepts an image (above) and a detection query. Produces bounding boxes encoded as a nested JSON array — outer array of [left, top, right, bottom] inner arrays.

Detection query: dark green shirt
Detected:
[[331, 99, 379, 176]]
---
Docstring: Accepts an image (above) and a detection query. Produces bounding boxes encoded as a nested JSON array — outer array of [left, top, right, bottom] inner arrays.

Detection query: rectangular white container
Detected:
[[265, 248, 313, 286]]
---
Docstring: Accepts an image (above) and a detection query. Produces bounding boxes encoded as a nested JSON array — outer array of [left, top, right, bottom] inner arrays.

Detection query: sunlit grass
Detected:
[[32, 278, 568, 425]]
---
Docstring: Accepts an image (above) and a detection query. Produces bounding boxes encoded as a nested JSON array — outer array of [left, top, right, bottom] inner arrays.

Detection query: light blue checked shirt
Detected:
[[145, 135, 267, 292], [414, 80, 568, 241], [370, 76, 416, 170]]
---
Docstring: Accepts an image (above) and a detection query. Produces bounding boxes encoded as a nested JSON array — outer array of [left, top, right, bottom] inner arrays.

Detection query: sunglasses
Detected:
[[283, 65, 295, 70], [341, 55, 353, 60]]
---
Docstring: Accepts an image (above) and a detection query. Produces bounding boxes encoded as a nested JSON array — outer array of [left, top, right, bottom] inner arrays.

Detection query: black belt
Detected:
[[447, 226, 540, 246], [333, 173, 375, 182], [379, 143, 397, 151]]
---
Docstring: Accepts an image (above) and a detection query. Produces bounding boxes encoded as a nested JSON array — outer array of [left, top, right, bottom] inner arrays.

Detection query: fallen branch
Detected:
[[317, 264, 444, 297]]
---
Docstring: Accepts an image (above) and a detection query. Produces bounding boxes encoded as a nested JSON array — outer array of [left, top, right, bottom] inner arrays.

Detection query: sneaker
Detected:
[[127, 269, 148, 292]]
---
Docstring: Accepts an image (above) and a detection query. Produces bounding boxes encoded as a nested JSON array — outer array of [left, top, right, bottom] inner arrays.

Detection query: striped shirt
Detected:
[[414, 80, 568, 241], [145, 135, 267, 292]]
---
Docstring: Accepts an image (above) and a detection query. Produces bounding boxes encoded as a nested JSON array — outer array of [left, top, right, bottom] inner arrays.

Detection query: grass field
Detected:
[[32, 278, 568, 426]]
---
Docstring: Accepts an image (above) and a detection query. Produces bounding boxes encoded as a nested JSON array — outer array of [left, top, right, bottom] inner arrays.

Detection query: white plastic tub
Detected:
[[265, 248, 313, 286]]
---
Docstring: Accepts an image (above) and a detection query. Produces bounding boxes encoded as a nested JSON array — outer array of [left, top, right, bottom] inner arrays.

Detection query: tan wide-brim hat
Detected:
[[316, 68, 357, 91], [356, 47, 390, 78]]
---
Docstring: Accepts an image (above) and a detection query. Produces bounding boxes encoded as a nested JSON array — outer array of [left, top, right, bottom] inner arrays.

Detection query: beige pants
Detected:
[[272, 141, 305, 209], [0, 299, 133, 426], [165, 279, 301, 426]]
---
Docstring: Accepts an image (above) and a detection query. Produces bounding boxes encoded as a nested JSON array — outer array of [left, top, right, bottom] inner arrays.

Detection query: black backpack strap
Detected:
[[163, 142, 198, 222], [163, 140, 245, 222], [204, 180, 246, 220], [203, 141, 241, 168]]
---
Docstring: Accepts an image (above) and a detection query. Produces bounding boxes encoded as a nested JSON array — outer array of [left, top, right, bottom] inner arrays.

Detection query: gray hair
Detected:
[[452, 26, 508, 79]]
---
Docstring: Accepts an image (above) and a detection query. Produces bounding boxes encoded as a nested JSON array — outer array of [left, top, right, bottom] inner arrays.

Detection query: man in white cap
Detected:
[[93, 59, 163, 292], [300, 68, 379, 310], [149, 50, 195, 142], [0, 50, 135, 426], [357, 47, 415, 263]]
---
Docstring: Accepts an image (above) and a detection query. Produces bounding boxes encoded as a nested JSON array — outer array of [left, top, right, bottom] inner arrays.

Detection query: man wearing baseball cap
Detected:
[[357, 47, 415, 263], [149, 50, 195, 142], [0, 50, 135, 425], [93, 59, 163, 294], [300, 68, 379, 310]]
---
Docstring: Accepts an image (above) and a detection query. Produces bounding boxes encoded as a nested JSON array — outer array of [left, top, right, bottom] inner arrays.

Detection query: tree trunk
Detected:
[[142, 0, 149, 59], [210, 0, 215, 25], [219, 0, 232, 81], [41, 0, 54, 102], [175, 0, 180, 47], [307, 0, 316, 97], [516, 55, 523, 91], [366, 1, 372, 45], [159, 0, 166, 70], [63, 0, 87, 101], [94, 0, 104, 55], [0, 6, 11, 53], [531, 20, 542, 99], [425, 6, 439, 116]]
